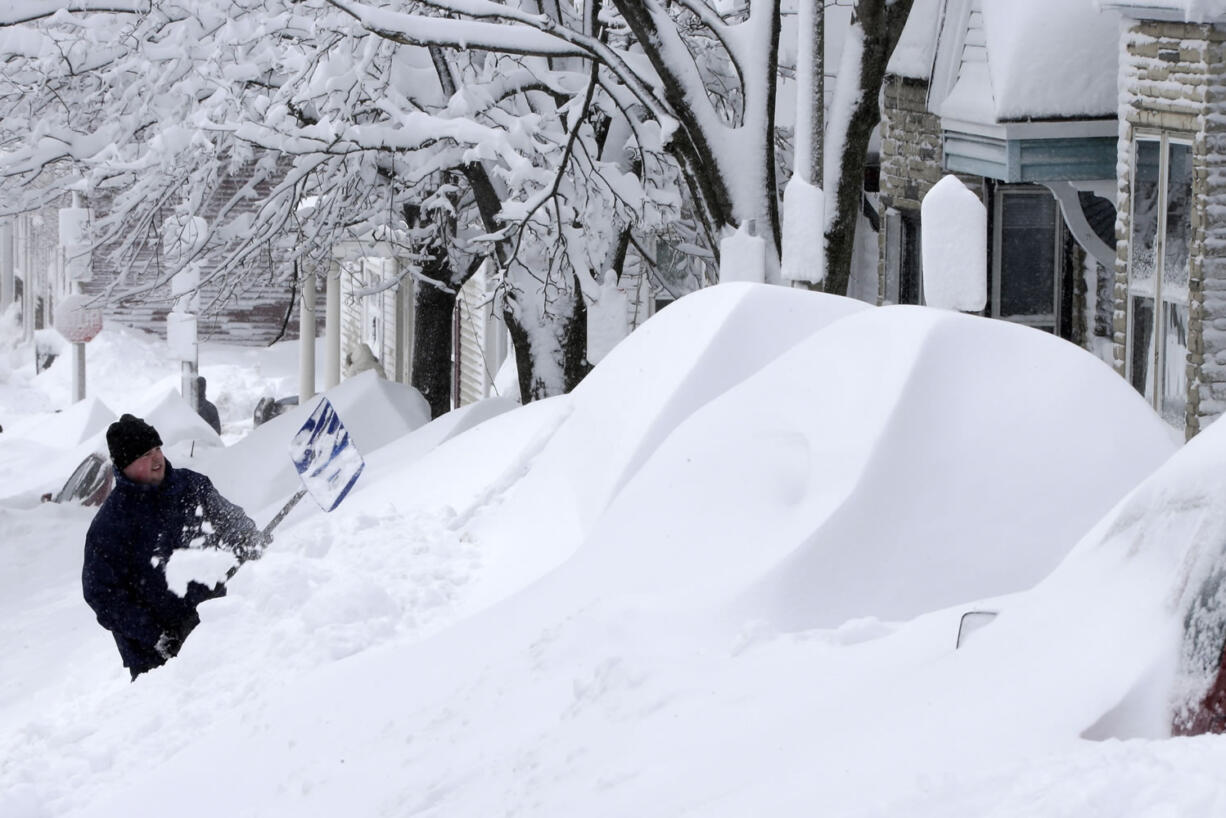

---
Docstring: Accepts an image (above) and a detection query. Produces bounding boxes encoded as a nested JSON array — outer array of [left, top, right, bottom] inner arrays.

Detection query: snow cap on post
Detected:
[[166, 311, 198, 363], [58, 207, 92, 282], [920, 175, 987, 312], [719, 221, 766, 284], [781, 177, 825, 285]]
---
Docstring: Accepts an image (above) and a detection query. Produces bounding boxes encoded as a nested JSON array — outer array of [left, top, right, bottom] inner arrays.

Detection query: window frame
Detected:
[[883, 207, 922, 305], [1125, 132, 1193, 429], [990, 185, 1063, 333]]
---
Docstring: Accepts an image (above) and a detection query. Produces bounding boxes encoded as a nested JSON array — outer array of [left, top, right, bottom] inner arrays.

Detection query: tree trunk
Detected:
[[502, 275, 590, 403], [562, 272, 591, 392], [412, 270, 457, 419], [823, 0, 914, 296]]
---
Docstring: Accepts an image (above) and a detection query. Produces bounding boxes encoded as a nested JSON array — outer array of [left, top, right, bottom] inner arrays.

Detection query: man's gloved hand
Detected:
[[154, 631, 183, 660], [235, 531, 272, 564]]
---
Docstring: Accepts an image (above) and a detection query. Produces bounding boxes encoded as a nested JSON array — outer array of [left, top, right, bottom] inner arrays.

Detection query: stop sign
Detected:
[[54, 294, 104, 343]]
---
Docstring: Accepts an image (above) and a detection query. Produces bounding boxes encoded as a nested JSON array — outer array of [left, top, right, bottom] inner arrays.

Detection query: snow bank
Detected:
[[3, 285, 1219, 818], [456, 283, 870, 591], [574, 305, 1175, 628], [140, 388, 223, 451], [14, 395, 116, 447], [376, 395, 519, 468]]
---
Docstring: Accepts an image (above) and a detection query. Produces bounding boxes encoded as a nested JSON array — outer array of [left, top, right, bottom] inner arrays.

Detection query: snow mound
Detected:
[[459, 283, 870, 581], [5, 285, 1220, 818], [140, 388, 223, 451], [379, 395, 519, 466], [573, 305, 1176, 628], [986, 411, 1226, 742], [4, 395, 115, 447]]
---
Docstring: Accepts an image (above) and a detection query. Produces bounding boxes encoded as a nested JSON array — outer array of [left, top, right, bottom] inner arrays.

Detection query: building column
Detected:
[[0, 219, 12, 316], [299, 267, 316, 401], [325, 259, 341, 390]]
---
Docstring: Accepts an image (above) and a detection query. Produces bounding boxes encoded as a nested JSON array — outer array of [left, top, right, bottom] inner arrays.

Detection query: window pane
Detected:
[[999, 192, 1056, 320], [1161, 299, 1188, 426], [1164, 142, 1193, 294], [1130, 295, 1155, 403], [1131, 139, 1161, 296]]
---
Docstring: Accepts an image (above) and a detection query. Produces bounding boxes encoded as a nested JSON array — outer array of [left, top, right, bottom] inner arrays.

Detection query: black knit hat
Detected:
[[106, 414, 163, 470]]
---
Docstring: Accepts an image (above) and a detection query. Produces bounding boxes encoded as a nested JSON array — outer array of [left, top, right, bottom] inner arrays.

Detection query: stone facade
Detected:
[[878, 75, 946, 213], [1114, 20, 1226, 439], [877, 75, 944, 304]]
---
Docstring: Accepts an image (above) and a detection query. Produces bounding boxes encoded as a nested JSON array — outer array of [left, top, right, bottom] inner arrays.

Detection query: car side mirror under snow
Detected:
[[956, 610, 999, 649]]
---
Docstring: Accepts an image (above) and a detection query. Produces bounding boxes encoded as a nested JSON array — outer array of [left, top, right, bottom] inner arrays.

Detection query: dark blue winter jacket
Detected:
[[82, 461, 266, 678]]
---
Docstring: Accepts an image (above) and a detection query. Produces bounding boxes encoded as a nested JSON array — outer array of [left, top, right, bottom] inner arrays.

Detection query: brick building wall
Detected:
[[1114, 20, 1226, 438], [878, 75, 945, 214]]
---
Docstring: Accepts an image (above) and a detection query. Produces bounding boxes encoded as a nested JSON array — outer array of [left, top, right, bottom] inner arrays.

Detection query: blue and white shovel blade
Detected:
[[289, 397, 365, 512]]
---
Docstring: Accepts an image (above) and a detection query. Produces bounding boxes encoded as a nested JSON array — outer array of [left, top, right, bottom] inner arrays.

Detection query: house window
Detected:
[[992, 187, 1061, 333], [1128, 136, 1192, 428]]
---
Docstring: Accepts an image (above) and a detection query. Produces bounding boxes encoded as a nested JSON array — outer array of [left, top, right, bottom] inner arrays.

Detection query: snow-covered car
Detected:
[[40, 451, 113, 507]]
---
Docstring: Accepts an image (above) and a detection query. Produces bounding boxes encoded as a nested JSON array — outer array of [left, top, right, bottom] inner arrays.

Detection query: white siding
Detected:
[[455, 266, 500, 406]]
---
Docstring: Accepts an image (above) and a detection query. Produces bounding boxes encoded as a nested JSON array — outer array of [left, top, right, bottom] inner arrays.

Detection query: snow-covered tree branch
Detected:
[[0, 0, 914, 407]]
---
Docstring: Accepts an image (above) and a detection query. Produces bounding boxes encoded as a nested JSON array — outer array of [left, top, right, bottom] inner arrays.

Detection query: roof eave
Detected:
[[941, 116, 1117, 141], [1099, 2, 1226, 23]]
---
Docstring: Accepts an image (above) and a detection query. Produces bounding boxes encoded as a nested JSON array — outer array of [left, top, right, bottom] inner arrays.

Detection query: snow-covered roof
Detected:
[[934, 0, 1120, 124], [887, 0, 943, 79]]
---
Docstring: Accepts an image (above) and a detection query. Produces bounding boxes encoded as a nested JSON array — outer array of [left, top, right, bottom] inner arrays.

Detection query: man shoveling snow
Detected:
[[81, 414, 269, 679]]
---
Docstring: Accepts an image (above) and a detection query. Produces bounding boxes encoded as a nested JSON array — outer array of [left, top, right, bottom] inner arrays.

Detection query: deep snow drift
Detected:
[[3, 283, 1225, 817]]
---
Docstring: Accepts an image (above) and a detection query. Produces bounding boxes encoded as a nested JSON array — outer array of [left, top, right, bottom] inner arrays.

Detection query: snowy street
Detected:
[[6, 0, 1226, 812], [5, 284, 1225, 816]]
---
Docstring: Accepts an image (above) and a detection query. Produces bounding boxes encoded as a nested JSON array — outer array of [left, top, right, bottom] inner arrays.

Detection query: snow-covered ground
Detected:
[[3, 283, 1225, 817]]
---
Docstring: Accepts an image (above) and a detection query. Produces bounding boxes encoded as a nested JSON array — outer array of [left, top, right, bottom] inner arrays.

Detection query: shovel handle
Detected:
[[262, 488, 308, 539], [224, 488, 309, 582]]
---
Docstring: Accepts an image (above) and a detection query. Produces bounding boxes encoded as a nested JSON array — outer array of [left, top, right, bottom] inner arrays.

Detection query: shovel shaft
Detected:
[[263, 488, 308, 539], [225, 488, 307, 582]]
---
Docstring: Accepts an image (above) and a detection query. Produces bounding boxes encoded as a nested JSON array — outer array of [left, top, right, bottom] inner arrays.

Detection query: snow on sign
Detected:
[[53, 294, 104, 343], [289, 397, 365, 512]]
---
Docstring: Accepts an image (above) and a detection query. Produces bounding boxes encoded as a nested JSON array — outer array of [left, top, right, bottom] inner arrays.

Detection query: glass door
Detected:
[[1127, 135, 1192, 429]]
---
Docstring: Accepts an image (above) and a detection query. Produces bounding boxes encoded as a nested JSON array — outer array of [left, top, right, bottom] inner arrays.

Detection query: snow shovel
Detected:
[[222, 397, 364, 581], [226, 398, 365, 579], [261, 396, 367, 538]]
